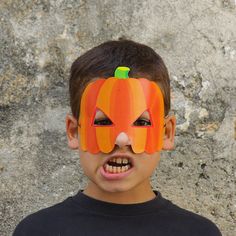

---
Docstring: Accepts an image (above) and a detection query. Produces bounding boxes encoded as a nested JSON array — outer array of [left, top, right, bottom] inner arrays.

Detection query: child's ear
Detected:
[[66, 114, 79, 149], [162, 115, 176, 150]]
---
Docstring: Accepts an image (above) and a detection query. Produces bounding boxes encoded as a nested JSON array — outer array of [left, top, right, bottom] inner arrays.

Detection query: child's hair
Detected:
[[69, 39, 171, 119]]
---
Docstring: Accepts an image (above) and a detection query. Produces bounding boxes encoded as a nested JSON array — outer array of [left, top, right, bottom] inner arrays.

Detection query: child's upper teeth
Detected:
[[111, 158, 129, 164]]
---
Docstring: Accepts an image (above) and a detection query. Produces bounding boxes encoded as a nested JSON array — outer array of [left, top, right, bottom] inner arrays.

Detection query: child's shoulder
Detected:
[[12, 196, 73, 236], [163, 198, 222, 236]]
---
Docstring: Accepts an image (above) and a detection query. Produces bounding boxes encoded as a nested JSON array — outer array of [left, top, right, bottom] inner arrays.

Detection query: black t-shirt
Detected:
[[13, 190, 222, 236]]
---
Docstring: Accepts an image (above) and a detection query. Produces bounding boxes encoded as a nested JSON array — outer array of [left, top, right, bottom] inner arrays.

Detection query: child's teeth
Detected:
[[109, 158, 130, 164], [105, 163, 131, 174]]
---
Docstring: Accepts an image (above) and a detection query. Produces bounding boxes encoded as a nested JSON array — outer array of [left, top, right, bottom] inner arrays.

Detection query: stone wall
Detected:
[[0, 0, 235, 235]]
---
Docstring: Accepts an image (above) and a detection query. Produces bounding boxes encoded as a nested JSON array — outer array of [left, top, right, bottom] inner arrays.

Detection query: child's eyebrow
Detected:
[[95, 109, 107, 119], [139, 111, 150, 119]]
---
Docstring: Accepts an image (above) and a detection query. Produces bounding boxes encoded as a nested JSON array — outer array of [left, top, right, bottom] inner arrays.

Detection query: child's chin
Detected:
[[99, 184, 134, 194]]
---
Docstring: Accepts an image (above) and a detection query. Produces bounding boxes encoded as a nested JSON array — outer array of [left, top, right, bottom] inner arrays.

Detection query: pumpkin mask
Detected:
[[78, 66, 164, 154]]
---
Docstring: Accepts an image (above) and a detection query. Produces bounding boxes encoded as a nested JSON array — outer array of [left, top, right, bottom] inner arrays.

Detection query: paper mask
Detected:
[[78, 66, 164, 154]]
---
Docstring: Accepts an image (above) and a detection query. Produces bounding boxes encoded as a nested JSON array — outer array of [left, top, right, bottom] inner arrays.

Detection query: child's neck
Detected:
[[82, 180, 156, 204]]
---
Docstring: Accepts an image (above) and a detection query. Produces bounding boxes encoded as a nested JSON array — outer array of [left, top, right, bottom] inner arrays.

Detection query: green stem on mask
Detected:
[[114, 66, 130, 79]]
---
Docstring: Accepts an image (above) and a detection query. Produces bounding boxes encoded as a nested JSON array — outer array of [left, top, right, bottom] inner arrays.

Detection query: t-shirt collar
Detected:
[[70, 189, 169, 216]]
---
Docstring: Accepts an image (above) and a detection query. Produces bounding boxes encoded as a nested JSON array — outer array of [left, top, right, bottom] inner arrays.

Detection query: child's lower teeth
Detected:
[[105, 164, 131, 173]]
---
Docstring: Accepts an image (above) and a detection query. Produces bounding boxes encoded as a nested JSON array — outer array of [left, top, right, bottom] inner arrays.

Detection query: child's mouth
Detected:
[[100, 157, 134, 180], [104, 159, 132, 174]]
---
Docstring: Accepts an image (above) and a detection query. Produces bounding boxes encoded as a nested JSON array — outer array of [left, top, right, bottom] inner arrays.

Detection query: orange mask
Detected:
[[78, 66, 164, 154]]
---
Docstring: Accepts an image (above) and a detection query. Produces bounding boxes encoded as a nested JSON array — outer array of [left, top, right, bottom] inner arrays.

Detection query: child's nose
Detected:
[[115, 132, 131, 148]]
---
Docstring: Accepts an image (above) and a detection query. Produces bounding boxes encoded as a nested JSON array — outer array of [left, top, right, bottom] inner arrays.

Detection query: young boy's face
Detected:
[[66, 75, 176, 200], [78, 133, 162, 194]]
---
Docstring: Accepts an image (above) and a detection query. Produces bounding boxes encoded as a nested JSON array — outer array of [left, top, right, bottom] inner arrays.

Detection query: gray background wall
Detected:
[[0, 0, 236, 235]]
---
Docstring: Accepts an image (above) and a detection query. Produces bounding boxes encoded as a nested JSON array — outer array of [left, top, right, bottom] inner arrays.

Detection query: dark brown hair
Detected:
[[69, 39, 171, 119]]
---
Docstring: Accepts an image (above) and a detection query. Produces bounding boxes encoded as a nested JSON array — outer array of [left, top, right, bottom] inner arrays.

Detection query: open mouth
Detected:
[[103, 157, 133, 174]]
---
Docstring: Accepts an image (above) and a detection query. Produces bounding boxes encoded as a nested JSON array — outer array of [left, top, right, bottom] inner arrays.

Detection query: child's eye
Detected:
[[133, 118, 151, 126], [93, 109, 113, 126], [94, 118, 113, 126]]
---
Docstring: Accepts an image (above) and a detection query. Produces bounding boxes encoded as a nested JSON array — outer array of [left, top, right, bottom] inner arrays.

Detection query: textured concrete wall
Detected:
[[0, 0, 236, 235]]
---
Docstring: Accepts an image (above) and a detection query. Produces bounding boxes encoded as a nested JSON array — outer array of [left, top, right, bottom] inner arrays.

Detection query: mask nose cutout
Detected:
[[115, 132, 131, 147]]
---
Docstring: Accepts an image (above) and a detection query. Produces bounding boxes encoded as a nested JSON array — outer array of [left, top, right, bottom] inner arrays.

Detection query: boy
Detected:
[[13, 39, 222, 235]]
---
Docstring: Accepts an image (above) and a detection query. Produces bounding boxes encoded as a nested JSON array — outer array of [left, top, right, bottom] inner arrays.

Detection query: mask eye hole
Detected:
[[133, 111, 152, 127], [93, 109, 113, 126]]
